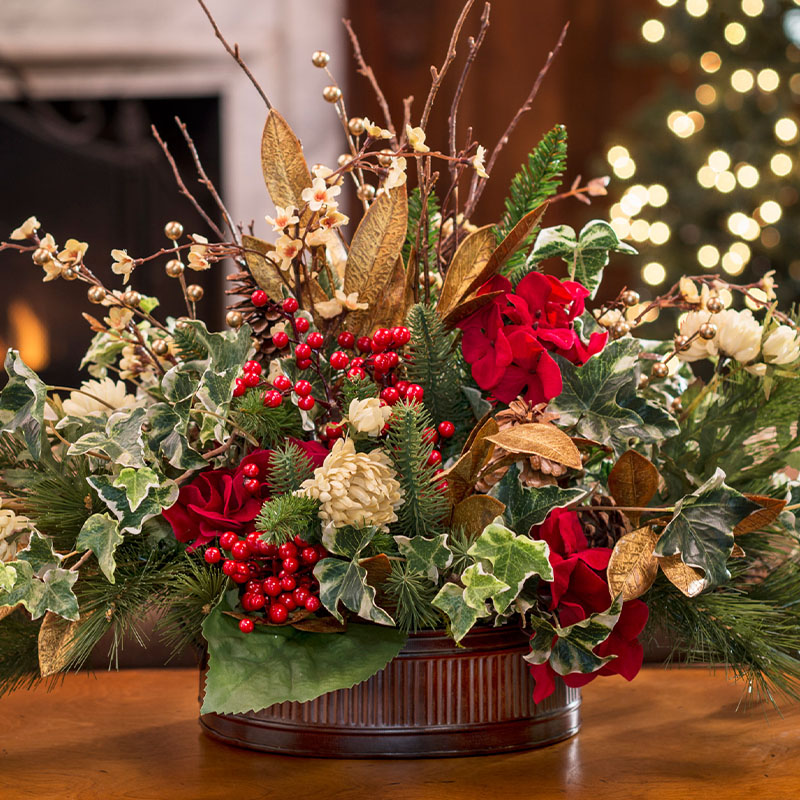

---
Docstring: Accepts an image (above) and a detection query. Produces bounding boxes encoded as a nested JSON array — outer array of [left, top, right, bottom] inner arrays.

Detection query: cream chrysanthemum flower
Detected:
[[62, 378, 137, 417], [763, 324, 800, 365], [0, 499, 29, 563], [299, 438, 403, 532], [348, 397, 392, 437], [677, 311, 717, 362], [714, 308, 762, 363]]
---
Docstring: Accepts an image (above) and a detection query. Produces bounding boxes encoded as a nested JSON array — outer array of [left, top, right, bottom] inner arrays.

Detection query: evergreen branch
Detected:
[[340, 375, 379, 407], [384, 560, 441, 633], [266, 441, 316, 495], [403, 187, 440, 275], [229, 389, 303, 448], [256, 494, 320, 546]]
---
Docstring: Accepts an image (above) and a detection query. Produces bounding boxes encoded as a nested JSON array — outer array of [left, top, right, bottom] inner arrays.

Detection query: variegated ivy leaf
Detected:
[[113, 467, 162, 512], [431, 582, 481, 643], [654, 468, 760, 591], [468, 523, 553, 613], [147, 402, 206, 470], [88, 474, 178, 535], [394, 533, 453, 582], [0, 563, 17, 592], [313, 557, 394, 625], [524, 595, 623, 676], [68, 407, 147, 468], [80, 330, 126, 379], [76, 513, 124, 583], [0, 350, 48, 460], [530, 220, 637, 299], [462, 562, 509, 611], [321, 526, 376, 559], [0, 559, 79, 621], [17, 531, 62, 577]]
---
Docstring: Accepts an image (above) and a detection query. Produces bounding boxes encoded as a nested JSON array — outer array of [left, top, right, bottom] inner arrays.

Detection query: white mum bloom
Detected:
[[677, 311, 717, 362], [62, 378, 137, 417], [714, 309, 762, 363], [348, 397, 392, 437], [763, 324, 800, 365]]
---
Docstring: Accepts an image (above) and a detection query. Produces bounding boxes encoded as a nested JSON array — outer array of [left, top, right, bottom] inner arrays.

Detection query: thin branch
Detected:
[[342, 18, 398, 148], [401, 95, 414, 140], [195, 0, 272, 109], [420, 0, 476, 130], [175, 116, 241, 246], [150, 125, 226, 240], [465, 21, 569, 218]]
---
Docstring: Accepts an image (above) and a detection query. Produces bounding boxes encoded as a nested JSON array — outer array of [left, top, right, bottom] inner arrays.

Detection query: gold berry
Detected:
[[348, 117, 365, 136], [311, 50, 330, 68], [175, 318, 191, 331], [322, 85, 342, 104], [122, 290, 141, 307], [699, 322, 718, 340], [165, 259, 184, 278], [87, 286, 106, 304], [670, 397, 683, 413], [152, 339, 169, 357], [610, 320, 631, 339], [337, 153, 351, 168], [705, 296, 723, 314], [356, 183, 376, 201], [32, 248, 51, 266], [377, 149, 394, 168], [186, 284, 204, 302], [62, 267, 78, 281], [674, 334, 690, 352], [164, 221, 184, 240], [226, 310, 244, 329], [621, 290, 640, 307], [651, 361, 669, 379]]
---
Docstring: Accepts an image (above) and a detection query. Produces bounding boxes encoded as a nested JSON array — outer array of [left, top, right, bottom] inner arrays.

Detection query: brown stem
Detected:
[[69, 549, 94, 572]]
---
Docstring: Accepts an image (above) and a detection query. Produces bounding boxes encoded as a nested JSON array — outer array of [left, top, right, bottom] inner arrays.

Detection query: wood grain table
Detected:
[[1, 666, 797, 799]]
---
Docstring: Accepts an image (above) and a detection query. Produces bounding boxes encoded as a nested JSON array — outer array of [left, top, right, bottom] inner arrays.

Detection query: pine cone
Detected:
[[581, 494, 631, 549], [226, 269, 283, 361]]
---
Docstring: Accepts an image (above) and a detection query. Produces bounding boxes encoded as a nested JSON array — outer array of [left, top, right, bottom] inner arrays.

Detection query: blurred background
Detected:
[[1, 0, 799, 383]]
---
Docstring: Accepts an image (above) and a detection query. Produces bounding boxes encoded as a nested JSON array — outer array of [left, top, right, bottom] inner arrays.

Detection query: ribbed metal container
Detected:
[[199, 626, 580, 758]]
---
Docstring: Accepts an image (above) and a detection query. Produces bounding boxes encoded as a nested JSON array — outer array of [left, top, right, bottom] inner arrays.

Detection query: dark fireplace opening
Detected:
[[0, 95, 222, 387]]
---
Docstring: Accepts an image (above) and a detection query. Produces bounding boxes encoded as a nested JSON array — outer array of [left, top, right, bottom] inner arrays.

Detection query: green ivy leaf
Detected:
[[431, 582, 481, 642], [394, 533, 453, 581], [147, 402, 206, 470], [462, 562, 509, 610], [313, 557, 394, 625], [531, 220, 637, 298], [76, 513, 124, 583], [0, 563, 17, 592], [16, 531, 62, 576], [495, 465, 584, 533], [201, 601, 406, 714], [88, 474, 178, 535], [80, 331, 126, 379], [112, 467, 162, 512], [321, 526, 375, 559], [0, 350, 48, 460], [654, 469, 760, 590], [68, 407, 147, 467], [468, 523, 553, 612], [0, 560, 79, 621]]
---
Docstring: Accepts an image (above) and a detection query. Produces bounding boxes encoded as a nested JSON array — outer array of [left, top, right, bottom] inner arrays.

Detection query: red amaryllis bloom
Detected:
[[458, 272, 607, 405], [526, 508, 648, 703], [163, 440, 327, 549]]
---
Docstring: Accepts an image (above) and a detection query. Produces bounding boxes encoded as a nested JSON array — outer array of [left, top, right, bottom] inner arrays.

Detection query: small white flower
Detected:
[[301, 177, 342, 212], [406, 124, 430, 153], [385, 156, 408, 190], [10, 216, 40, 241], [62, 378, 137, 417], [363, 118, 392, 139], [265, 205, 299, 233], [677, 311, 717, 362], [347, 397, 392, 437], [111, 249, 135, 284], [188, 234, 211, 271], [763, 324, 800, 365], [714, 308, 762, 363], [275, 234, 303, 270], [472, 144, 489, 179], [57, 238, 88, 267], [314, 289, 368, 319]]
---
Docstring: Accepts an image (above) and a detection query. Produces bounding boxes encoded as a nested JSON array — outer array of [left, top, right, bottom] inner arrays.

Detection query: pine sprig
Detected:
[[403, 187, 440, 274], [340, 375, 379, 407], [385, 400, 448, 537], [384, 560, 441, 633], [172, 322, 209, 361], [256, 494, 320, 545], [266, 441, 316, 495], [230, 388, 303, 448]]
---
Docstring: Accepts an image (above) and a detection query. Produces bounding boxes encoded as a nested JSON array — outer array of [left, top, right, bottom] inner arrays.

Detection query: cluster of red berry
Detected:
[[204, 531, 326, 633]]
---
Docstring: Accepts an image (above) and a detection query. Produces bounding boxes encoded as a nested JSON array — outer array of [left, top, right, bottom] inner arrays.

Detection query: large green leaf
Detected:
[[313, 557, 394, 625], [0, 350, 48, 460], [201, 602, 406, 714], [531, 220, 637, 298], [68, 407, 148, 467], [394, 533, 453, 582], [147, 401, 206, 470], [88, 474, 178, 535], [0, 560, 79, 621], [655, 469, 760, 590], [16, 531, 62, 576], [112, 467, 162, 512], [431, 582, 481, 642], [468, 523, 553, 612], [0, 563, 16, 592], [76, 513, 124, 583]]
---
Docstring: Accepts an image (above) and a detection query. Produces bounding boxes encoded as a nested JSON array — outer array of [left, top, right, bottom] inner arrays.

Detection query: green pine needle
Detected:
[[172, 323, 209, 361], [403, 187, 440, 274], [256, 494, 320, 545], [230, 388, 304, 448], [384, 560, 441, 633], [266, 441, 317, 495], [340, 375, 379, 407]]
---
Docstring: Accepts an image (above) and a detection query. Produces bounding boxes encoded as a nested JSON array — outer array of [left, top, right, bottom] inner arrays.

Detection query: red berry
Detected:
[[392, 326, 411, 346], [250, 593, 266, 611], [280, 575, 297, 592], [422, 427, 439, 446], [263, 577, 281, 597], [325, 422, 344, 440], [243, 478, 261, 494], [219, 532, 238, 550], [394, 380, 409, 395], [239, 618, 255, 634], [243, 360, 262, 375], [297, 395, 315, 411], [282, 557, 300, 573], [233, 378, 246, 397], [204, 547, 222, 564], [222, 559, 237, 576], [405, 383, 424, 401], [350, 357, 365, 369], [278, 542, 298, 560], [246, 579, 261, 594], [251, 289, 269, 307], [294, 316, 310, 334], [293, 380, 312, 397], [263, 390, 283, 407], [372, 328, 392, 348], [273, 331, 289, 349], [242, 463, 260, 479], [294, 535, 309, 548], [273, 374, 291, 391], [231, 541, 250, 561], [293, 587, 310, 604], [337, 331, 355, 348], [437, 478, 449, 493], [282, 297, 299, 313], [304, 595, 321, 612], [258, 540, 278, 557], [427, 449, 443, 467], [307, 331, 324, 349], [295, 343, 312, 360], [243, 371, 261, 388], [356, 336, 372, 353], [231, 569, 250, 584], [380, 387, 400, 405], [329, 351, 349, 370], [438, 420, 456, 438], [296, 358, 312, 370], [373, 353, 391, 372], [384, 351, 399, 369], [347, 366, 367, 381], [245, 532, 262, 551], [279, 594, 298, 611], [300, 546, 319, 565], [269, 603, 289, 623]]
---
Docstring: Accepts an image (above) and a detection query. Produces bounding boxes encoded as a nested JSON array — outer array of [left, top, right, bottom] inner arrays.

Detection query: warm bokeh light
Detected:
[[757, 69, 780, 92], [657, 0, 678, 5], [695, 83, 717, 105], [759, 200, 782, 224], [775, 117, 799, 142], [686, 0, 709, 17], [742, 0, 764, 15], [697, 165, 716, 187], [771, 153, 793, 175], [630, 219, 651, 242], [761, 226, 781, 247], [642, 19, 666, 42], [607, 145, 630, 167], [700, 51, 721, 73], [730, 241, 752, 264], [731, 68, 755, 92], [642, 262, 667, 285], [697, 244, 720, 267], [8, 300, 49, 371], [722, 250, 746, 275], [614, 159, 636, 179], [610, 217, 632, 239], [648, 184, 669, 206], [649, 221, 671, 244], [725, 22, 747, 45], [715, 171, 736, 192], [736, 164, 760, 187], [708, 150, 731, 171]]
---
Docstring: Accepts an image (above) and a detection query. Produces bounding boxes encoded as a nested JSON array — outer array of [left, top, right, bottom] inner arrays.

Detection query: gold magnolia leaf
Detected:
[[241, 234, 283, 300], [356, 255, 410, 334], [607, 449, 660, 525], [451, 495, 506, 538], [436, 225, 495, 319], [441, 290, 505, 328], [734, 494, 787, 536], [658, 554, 707, 598], [607, 526, 660, 601], [260, 110, 313, 212], [481, 203, 548, 282], [444, 417, 499, 504], [730, 543, 746, 558], [486, 423, 582, 470], [359, 553, 392, 587], [38, 611, 80, 677], [343, 185, 408, 336]]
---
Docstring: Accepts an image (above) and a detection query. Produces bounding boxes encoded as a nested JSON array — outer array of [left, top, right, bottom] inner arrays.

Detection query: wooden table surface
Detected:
[[1, 666, 797, 799]]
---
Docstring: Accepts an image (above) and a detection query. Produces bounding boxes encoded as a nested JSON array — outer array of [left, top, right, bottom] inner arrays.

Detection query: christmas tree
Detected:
[[605, 0, 800, 300]]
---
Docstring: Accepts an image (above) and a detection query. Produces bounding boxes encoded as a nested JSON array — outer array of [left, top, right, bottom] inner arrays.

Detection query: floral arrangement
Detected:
[[1, 1, 800, 717]]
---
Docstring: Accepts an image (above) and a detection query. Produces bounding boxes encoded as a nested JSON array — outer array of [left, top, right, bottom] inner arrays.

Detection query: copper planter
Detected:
[[199, 625, 580, 758]]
